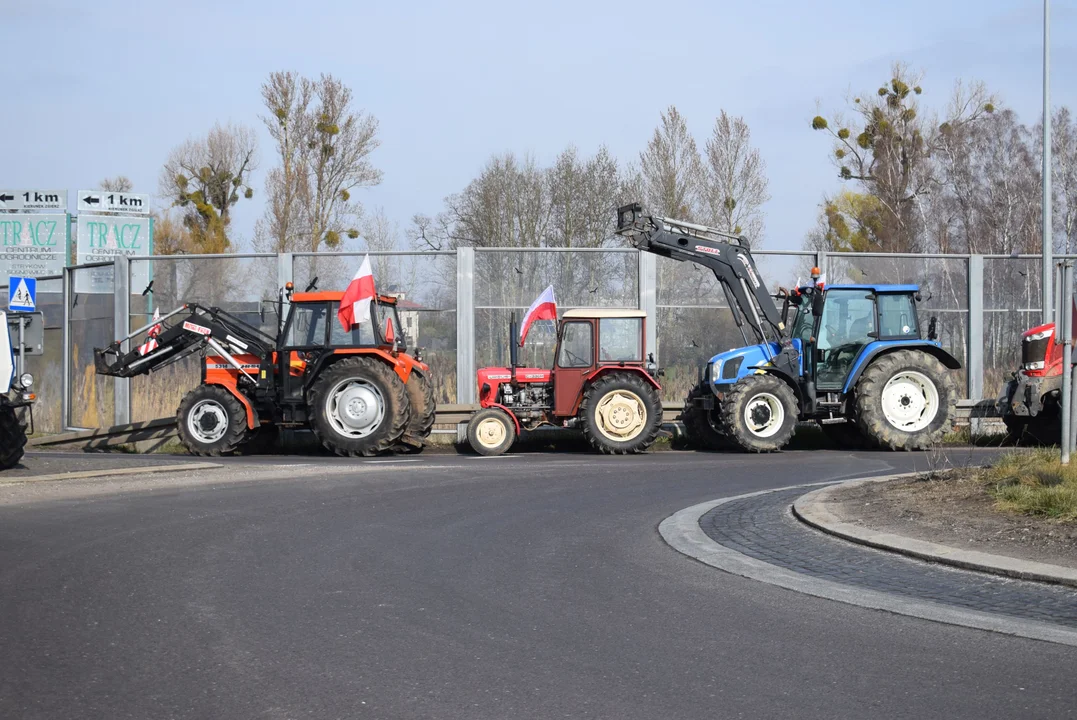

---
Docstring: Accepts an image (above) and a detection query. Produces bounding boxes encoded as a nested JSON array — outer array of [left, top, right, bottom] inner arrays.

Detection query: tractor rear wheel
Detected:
[[580, 373, 663, 455], [854, 350, 956, 450], [309, 356, 411, 457], [681, 383, 731, 451], [719, 375, 798, 452], [176, 384, 250, 456], [466, 407, 517, 456], [0, 403, 27, 470], [395, 369, 436, 454]]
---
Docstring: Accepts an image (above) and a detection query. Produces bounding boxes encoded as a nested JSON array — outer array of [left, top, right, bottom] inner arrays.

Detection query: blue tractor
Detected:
[[615, 204, 961, 452]]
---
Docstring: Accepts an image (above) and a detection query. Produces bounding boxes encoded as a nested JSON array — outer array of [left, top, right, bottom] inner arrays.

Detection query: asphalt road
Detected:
[[1, 448, 1074, 719]]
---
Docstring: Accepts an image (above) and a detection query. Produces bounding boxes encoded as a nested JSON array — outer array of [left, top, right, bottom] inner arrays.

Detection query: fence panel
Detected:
[[67, 266, 115, 429], [983, 257, 1045, 399]]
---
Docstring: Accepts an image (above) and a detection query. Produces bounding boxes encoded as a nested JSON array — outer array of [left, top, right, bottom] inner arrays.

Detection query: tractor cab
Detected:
[[550, 309, 657, 416]]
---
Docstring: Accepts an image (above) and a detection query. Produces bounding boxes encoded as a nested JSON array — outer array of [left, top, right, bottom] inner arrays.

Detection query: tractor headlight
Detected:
[[1026, 329, 1053, 341], [19, 373, 33, 389]]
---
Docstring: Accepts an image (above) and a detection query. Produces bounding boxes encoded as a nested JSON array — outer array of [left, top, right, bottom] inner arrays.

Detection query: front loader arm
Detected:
[[615, 203, 786, 343]]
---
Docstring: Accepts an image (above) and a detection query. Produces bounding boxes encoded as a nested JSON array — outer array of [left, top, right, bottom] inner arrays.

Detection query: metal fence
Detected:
[[0, 248, 1061, 433]]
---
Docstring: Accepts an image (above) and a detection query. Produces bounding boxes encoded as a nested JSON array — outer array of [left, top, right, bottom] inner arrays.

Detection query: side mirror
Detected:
[[812, 293, 825, 317], [928, 316, 938, 341]]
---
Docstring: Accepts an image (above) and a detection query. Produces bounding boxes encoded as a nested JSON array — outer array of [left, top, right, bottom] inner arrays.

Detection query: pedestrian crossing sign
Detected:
[[8, 277, 36, 312]]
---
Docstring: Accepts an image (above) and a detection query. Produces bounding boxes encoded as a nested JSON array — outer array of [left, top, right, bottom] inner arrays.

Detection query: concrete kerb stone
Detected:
[[659, 479, 1077, 648], [0, 462, 224, 486], [793, 476, 1077, 589]]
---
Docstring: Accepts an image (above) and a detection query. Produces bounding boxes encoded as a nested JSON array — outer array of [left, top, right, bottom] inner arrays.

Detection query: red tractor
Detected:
[[999, 321, 1065, 444], [466, 309, 664, 456]]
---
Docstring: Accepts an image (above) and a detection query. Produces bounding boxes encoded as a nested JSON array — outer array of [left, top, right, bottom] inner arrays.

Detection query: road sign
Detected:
[[75, 214, 153, 294], [0, 213, 69, 293], [0, 190, 67, 212], [78, 190, 148, 215], [8, 276, 37, 312]]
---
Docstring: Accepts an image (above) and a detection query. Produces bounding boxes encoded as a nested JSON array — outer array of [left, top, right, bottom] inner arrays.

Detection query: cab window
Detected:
[[877, 294, 919, 339], [286, 303, 327, 346], [328, 300, 377, 346], [558, 321, 593, 368], [599, 317, 642, 361]]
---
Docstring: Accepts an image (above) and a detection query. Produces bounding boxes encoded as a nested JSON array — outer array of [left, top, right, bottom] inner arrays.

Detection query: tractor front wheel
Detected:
[[719, 375, 798, 452], [395, 369, 436, 454], [681, 383, 731, 451], [580, 373, 663, 455], [0, 403, 27, 470], [854, 350, 956, 450], [176, 385, 250, 456], [466, 408, 517, 456], [309, 357, 411, 457]]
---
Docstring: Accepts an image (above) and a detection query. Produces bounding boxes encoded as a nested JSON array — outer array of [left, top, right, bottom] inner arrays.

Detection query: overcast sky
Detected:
[[3, 0, 1075, 254]]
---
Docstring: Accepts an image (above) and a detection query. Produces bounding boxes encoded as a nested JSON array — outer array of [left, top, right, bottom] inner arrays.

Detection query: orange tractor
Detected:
[[466, 309, 664, 456], [95, 287, 434, 457]]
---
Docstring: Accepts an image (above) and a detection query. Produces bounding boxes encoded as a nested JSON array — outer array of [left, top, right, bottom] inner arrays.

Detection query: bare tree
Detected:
[[639, 106, 702, 220], [1054, 107, 1077, 254], [159, 122, 258, 252], [700, 111, 770, 247], [99, 176, 133, 192]]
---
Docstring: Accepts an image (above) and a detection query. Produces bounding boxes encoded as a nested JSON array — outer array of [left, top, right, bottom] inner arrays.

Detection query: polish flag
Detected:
[[519, 284, 557, 346], [337, 255, 376, 332], [138, 308, 162, 356]]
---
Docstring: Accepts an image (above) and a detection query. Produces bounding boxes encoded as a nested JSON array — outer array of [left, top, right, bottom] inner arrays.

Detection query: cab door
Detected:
[[553, 320, 595, 416], [278, 302, 329, 402], [813, 289, 877, 391]]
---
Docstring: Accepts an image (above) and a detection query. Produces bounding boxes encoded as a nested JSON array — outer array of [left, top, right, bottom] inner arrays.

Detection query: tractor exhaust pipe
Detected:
[[509, 312, 519, 383]]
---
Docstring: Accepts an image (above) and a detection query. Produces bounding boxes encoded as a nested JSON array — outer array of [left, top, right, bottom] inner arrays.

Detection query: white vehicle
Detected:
[[1, 311, 34, 470]]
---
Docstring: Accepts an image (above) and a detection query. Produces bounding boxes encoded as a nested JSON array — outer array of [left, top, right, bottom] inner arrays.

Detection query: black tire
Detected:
[[682, 383, 731, 451], [854, 350, 957, 451], [466, 407, 517, 456], [580, 373, 663, 455], [819, 419, 874, 449], [395, 369, 436, 454], [176, 384, 250, 457], [718, 374, 798, 452], [236, 424, 280, 456], [308, 356, 411, 457], [0, 403, 27, 470]]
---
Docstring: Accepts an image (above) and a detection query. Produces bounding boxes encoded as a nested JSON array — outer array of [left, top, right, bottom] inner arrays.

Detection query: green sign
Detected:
[[0, 213, 70, 292], [76, 214, 154, 294]]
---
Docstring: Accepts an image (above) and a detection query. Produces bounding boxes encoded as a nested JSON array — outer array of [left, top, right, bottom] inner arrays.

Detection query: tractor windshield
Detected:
[[790, 293, 815, 344], [327, 300, 404, 349]]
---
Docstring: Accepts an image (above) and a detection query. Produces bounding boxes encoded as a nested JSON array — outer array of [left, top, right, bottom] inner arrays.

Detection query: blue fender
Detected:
[[842, 340, 962, 395]]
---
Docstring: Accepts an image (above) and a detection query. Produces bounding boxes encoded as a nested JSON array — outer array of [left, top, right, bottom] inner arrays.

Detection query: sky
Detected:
[[3, 0, 1076, 255]]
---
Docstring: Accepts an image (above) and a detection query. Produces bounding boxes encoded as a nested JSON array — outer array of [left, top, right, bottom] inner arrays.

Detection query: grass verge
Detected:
[[986, 449, 1077, 521]]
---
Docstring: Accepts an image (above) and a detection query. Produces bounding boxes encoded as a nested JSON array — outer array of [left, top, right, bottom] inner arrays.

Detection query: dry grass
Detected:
[[986, 450, 1077, 521]]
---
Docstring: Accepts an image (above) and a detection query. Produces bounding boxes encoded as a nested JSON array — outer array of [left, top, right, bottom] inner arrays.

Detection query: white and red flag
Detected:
[[337, 255, 376, 332], [137, 308, 162, 356], [519, 284, 557, 346]]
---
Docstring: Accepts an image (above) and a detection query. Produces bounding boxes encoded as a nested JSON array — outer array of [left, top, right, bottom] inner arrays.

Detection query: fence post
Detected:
[[967, 255, 984, 408], [638, 250, 658, 364], [277, 252, 293, 292], [816, 250, 828, 280], [1061, 262, 1073, 464], [456, 247, 475, 405], [62, 265, 71, 431], [113, 256, 131, 427]]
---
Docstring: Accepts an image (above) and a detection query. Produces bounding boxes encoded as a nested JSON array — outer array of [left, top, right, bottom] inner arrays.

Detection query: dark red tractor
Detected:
[[466, 309, 664, 456]]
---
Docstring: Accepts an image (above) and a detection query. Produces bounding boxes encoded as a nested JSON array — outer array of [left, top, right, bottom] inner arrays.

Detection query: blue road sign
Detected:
[[8, 276, 37, 312]]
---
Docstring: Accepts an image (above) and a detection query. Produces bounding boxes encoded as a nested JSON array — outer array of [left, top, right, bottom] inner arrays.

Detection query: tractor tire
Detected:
[[854, 350, 956, 451], [395, 369, 436, 454], [309, 356, 411, 458], [176, 385, 251, 457], [236, 424, 280, 456], [0, 403, 27, 470], [466, 407, 517, 456], [580, 373, 663, 455], [718, 374, 798, 453], [681, 383, 731, 451], [819, 419, 874, 449]]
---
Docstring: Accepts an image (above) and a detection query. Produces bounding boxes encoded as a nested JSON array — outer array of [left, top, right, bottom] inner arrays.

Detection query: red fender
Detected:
[[206, 380, 258, 430], [486, 403, 522, 436], [584, 366, 662, 391]]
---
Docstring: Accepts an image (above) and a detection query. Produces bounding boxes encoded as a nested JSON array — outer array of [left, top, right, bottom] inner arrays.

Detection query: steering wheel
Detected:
[[563, 347, 587, 366]]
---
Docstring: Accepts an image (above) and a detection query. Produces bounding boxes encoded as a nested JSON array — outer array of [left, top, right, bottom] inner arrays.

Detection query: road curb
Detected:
[[659, 478, 1077, 648], [0, 462, 224, 486], [793, 477, 1077, 589]]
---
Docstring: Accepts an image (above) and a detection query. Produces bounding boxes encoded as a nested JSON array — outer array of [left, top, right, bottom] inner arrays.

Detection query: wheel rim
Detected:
[[743, 392, 785, 438], [475, 417, 507, 449], [326, 378, 385, 438], [188, 399, 228, 444], [595, 389, 647, 442], [881, 370, 939, 433]]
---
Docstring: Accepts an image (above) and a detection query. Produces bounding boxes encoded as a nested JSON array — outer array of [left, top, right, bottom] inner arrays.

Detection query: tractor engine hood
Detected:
[[705, 341, 794, 387]]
